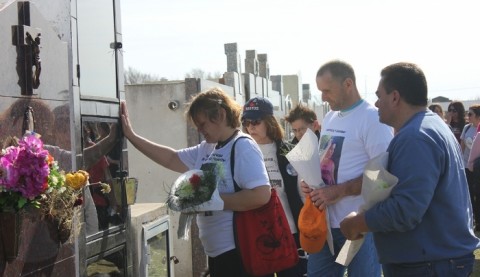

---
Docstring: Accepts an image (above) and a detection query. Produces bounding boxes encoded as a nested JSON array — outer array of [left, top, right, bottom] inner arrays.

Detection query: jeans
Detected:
[[382, 253, 474, 277], [470, 166, 480, 229], [307, 228, 381, 277]]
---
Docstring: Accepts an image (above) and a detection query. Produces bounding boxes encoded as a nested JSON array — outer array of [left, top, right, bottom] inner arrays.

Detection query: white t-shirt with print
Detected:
[[258, 143, 297, 234], [177, 132, 270, 257], [320, 100, 393, 228], [460, 123, 477, 165]]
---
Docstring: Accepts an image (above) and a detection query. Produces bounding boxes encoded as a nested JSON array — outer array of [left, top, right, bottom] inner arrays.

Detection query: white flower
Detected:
[[175, 181, 196, 199]]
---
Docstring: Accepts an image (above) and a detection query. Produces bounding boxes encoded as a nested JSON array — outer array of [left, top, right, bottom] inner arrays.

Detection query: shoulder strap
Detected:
[[466, 124, 472, 133], [230, 136, 251, 192]]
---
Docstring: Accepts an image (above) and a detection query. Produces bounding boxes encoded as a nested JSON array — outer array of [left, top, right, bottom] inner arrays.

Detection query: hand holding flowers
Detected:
[[167, 169, 223, 213], [166, 168, 224, 240]]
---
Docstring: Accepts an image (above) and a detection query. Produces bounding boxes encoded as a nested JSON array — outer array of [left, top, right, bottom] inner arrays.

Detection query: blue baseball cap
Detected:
[[242, 97, 273, 120]]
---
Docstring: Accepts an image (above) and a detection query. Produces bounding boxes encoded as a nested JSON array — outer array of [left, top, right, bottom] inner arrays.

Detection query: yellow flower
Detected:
[[65, 170, 90, 190]]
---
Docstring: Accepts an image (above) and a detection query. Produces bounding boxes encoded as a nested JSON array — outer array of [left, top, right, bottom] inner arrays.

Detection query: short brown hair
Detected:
[[317, 60, 356, 84], [469, 104, 480, 117], [285, 104, 317, 124], [186, 87, 242, 128]]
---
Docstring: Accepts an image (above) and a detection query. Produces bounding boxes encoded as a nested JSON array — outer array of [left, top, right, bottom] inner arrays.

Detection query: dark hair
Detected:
[[52, 104, 71, 150], [243, 114, 284, 141], [380, 62, 428, 106], [98, 122, 110, 133], [83, 121, 98, 143], [448, 101, 466, 126], [316, 60, 356, 84], [0, 98, 55, 145], [186, 87, 242, 128], [285, 104, 317, 124]]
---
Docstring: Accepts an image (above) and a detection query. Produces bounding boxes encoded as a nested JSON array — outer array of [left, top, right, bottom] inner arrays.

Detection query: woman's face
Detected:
[[468, 110, 480, 126], [244, 119, 270, 144], [448, 105, 459, 120], [193, 112, 222, 143], [290, 119, 312, 141]]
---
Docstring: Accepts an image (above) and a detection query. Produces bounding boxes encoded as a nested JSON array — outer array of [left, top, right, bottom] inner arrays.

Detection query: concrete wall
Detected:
[[282, 75, 303, 108], [125, 82, 192, 277]]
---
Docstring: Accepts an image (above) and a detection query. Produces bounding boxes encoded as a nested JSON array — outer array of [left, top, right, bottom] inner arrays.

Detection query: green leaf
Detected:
[[17, 197, 27, 209]]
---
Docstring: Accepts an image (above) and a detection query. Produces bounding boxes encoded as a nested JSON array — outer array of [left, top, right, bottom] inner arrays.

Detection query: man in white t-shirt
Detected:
[[303, 60, 393, 277]]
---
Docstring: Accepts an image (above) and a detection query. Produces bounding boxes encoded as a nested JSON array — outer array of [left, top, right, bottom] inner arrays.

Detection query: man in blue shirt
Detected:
[[340, 62, 480, 276]]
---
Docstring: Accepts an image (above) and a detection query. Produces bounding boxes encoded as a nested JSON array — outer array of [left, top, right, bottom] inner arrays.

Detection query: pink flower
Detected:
[[0, 135, 50, 199]]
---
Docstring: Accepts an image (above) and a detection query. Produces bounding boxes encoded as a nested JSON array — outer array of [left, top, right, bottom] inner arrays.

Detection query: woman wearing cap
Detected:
[[120, 87, 271, 277], [242, 96, 307, 277]]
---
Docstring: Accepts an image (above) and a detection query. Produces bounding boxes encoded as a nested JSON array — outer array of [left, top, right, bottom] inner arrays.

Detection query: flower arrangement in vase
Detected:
[[0, 134, 91, 259]]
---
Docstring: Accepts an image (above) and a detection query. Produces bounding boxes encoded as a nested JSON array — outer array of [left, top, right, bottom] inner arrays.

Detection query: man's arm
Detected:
[[307, 176, 362, 210], [340, 212, 370, 240]]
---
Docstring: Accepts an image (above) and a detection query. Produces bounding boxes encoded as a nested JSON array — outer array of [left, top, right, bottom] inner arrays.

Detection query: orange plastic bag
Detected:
[[298, 196, 327, 254]]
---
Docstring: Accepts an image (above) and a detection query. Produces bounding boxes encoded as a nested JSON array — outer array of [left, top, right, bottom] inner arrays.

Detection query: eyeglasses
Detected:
[[292, 127, 308, 134], [242, 119, 261, 128], [448, 109, 457, 113]]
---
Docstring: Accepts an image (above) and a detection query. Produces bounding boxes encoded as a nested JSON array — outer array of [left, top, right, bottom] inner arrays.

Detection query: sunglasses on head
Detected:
[[242, 119, 261, 128]]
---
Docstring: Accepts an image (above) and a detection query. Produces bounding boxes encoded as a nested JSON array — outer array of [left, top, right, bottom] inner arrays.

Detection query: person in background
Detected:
[[446, 101, 466, 144], [461, 104, 480, 231], [242, 96, 307, 277], [284, 104, 321, 203], [284, 104, 321, 144], [83, 122, 113, 230], [97, 122, 121, 178], [428, 104, 446, 121], [120, 87, 271, 277], [301, 60, 393, 277], [340, 62, 480, 277], [83, 122, 113, 186]]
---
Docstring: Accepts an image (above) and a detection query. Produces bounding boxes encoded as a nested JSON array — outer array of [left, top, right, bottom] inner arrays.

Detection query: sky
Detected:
[[120, 0, 480, 104]]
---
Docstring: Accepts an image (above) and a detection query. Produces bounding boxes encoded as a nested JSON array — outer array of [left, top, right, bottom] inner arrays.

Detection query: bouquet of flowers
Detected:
[[0, 134, 53, 210], [167, 169, 223, 213], [0, 134, 90, 242], [336, 152, 398, 266], [166, 168, 224, 240]]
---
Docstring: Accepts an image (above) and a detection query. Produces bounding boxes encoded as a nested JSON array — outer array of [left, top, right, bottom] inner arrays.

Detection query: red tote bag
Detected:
[[233, 189, 299, 276], [231, 137, 298, 276]]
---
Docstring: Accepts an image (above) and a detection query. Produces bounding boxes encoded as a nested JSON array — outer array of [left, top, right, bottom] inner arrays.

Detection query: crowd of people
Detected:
[[120, 60, 480, 277], [429, 101, 480, 232]]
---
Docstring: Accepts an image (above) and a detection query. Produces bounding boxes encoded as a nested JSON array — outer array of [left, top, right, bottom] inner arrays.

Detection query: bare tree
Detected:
[[185, 68, 206, 79], [207, 71, 222, 80], [185, 68, 222, 81], [124, 67, 167, 85], [124, 67, 222, 85]]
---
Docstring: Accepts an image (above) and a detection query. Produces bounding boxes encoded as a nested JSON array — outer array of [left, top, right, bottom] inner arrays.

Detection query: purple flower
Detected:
[[0, 135, 50, 199]]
